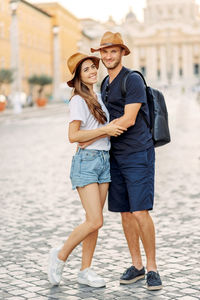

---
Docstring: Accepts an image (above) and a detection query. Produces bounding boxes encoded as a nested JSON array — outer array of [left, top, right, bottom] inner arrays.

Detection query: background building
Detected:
[[0, 0, 81, 102], [1, 0, 200, 104], [0, 0, 52, 98], [80, 0, 200, 88], [38, 2, 81, 79]]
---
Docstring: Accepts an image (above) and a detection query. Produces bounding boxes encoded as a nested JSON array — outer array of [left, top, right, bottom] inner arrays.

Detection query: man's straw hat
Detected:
[[67, 52, 100, 87], [91, 31, 130, 56]]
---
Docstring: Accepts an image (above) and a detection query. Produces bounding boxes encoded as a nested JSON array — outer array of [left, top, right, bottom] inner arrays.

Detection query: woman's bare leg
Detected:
[[58, 183, 103, 262], [81, 183, 109, 270]]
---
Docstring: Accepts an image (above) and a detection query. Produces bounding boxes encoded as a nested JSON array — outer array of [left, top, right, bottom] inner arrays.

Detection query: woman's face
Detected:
[[80, 59, 98, 86]]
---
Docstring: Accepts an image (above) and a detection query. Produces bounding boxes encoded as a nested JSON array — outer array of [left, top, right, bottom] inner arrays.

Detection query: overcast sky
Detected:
[[31, 0, 200, 23], [31, 0, 146, 22]]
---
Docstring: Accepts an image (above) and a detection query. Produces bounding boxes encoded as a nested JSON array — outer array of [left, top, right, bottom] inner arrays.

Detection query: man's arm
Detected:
[[78, 104, 141, 148], [68, 120, 126, 143], [78, 134, 108, 149], [77, 117, 120, 148], [113, 103, 142, 128]]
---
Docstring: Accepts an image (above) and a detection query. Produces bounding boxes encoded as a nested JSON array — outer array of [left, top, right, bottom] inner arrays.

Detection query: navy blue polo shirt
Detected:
[[101, 66, 153, 155]]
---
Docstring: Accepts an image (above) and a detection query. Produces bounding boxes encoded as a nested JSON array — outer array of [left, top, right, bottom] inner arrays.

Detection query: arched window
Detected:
[[194, 64, 199, 75]]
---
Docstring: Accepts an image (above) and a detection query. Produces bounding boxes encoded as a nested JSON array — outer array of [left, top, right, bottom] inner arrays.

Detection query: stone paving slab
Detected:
[[0, 90, 200, 299]]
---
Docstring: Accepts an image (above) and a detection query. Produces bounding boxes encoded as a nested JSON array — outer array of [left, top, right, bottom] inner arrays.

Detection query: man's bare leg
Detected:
[[121, 212, 143, 270], [133, 210, 157, 272]]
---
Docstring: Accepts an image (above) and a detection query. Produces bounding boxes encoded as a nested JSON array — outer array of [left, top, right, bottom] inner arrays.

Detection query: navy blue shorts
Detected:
[[108, 145, 155, 212]]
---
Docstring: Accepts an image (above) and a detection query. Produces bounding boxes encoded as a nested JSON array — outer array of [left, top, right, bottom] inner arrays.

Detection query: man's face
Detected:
[[100, 46, 124, 70]]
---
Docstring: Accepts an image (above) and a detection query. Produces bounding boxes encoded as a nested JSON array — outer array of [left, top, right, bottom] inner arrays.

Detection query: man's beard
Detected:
[[102, 58, 121, 70]]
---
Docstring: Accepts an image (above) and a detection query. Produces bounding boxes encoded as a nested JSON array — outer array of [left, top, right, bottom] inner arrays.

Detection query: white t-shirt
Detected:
[[68, 93, 110, 151]]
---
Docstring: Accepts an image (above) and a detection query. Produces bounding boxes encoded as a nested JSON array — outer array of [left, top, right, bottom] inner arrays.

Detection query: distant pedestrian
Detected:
[[47, 52, 126, 287], [91, 31, 163, 290]]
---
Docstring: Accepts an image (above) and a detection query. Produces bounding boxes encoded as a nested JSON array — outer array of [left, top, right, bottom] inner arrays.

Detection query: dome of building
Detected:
[[125, 7, 137, 22]]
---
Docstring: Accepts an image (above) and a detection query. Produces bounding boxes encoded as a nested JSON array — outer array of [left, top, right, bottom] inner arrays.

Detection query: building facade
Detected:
[[80, 0, 200, 88], [0, 0, 81, 100], [36, 2, 81, 84], [0, 0, 52, 97]]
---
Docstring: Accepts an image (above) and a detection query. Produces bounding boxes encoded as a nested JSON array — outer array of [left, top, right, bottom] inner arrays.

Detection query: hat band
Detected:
[[101, 42, 119, 46]]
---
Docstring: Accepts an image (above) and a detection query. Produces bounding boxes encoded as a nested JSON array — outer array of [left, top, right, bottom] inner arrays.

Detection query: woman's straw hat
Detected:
[[91, 31, 130, 56], [67, 52, 100, 87]]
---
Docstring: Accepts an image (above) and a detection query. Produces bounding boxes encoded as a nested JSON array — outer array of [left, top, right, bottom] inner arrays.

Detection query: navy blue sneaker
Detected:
[[146, 271, 163, 290], [120, 266, 145, 284]]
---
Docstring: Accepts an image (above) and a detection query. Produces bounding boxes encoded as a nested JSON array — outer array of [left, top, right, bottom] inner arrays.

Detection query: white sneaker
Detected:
[[48, 246, 65, 285], [77, 268, 106, 288]]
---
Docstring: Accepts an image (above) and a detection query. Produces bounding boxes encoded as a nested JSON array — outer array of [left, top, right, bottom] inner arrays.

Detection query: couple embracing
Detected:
[[48, 31, 163, 291]]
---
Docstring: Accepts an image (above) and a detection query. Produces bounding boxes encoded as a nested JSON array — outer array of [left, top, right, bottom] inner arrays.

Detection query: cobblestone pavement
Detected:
[[0, 91, 200, 300]]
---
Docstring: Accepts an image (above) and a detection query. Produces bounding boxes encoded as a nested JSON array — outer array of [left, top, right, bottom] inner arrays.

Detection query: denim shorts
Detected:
[[108, 145, 155, 212], [70, 148, 111, 190]]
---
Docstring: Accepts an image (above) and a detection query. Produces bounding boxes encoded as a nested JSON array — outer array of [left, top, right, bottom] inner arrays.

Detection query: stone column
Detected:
[[173, 45, 179, 84], [182, 44, 195, 87], [53, 26, 61, 102], [132, 46, 140, 70], [182, 44, 188, 80], [151, 46, 157, 82], [187, 44, 194, 85], [160, 45, 167, 85], [10, 0, 22, 113], [146, 46, 157, 83]]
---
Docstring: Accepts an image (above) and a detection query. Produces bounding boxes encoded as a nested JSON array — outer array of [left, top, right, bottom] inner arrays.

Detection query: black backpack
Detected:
[[101, 69, 171, 148]]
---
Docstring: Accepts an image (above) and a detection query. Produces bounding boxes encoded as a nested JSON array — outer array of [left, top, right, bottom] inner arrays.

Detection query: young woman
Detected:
[[48, 52, 126, 287]]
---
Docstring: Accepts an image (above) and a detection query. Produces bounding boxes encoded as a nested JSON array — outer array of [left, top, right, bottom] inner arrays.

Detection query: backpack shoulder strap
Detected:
[[100, 75, 109, 94], [131, 70, 148, 87], [121, 69, 148, 97], [121, 69, 151, 128]]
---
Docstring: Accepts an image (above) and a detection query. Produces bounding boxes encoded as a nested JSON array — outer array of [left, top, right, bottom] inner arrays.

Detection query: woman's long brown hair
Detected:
[[71, 60, 107, 124]]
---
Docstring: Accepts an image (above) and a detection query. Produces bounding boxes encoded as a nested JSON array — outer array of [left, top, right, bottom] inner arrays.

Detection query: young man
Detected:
[[91, 31, 163, 290]]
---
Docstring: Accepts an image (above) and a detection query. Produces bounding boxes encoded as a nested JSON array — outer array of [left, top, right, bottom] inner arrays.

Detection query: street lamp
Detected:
[[10, 0, 19, 12], [10, 0, 22, 113], [52, 25, 60, 102], [53, 25, 59, 35]]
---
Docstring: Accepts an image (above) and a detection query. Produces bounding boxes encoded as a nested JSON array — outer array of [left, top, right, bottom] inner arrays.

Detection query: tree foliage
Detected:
[[28, 74, 52, 86], [28, 74, 52, 98], [0, 69, 13, 84]]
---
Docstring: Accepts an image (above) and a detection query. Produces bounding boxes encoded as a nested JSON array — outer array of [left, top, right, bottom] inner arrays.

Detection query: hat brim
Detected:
[[67, 56, 100, 87], [91, 44, 130, 56]]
